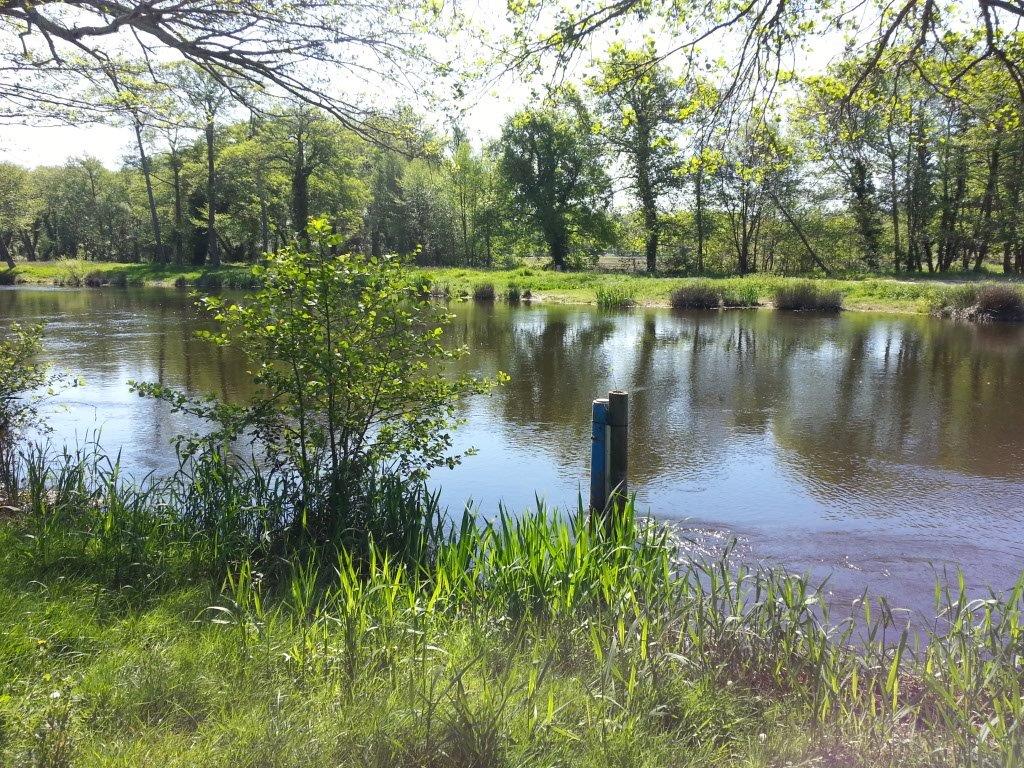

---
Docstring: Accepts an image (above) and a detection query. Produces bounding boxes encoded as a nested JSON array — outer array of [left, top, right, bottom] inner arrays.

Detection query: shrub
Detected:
[[472, 282, 496, 302], [773, 282, 843, 313], [670, 283, 720, 310], [973, 285, 1024, 321], [504, 283, 522, 304], [134, 217, 498, 541], [595, 285, 636, 309], [0, 324, 47, 442], [0, 269, 14, 286], [194, 272, 223, 292], [934, 285, 978, 315]]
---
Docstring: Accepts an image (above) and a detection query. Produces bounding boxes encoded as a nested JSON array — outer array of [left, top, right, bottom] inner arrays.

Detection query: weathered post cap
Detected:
[[607, 390, 628, 426]]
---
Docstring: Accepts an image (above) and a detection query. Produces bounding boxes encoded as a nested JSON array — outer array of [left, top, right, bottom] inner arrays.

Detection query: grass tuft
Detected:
[[472, 282, 496, 302], [670, 282, 720, 310], [774, 282, 843, 313], [0, 442, 1021, 764], [595, 284, 636, 309]]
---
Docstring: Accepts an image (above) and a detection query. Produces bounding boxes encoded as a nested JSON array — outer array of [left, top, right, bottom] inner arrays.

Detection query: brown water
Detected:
[[4, 286, 1024, 615]]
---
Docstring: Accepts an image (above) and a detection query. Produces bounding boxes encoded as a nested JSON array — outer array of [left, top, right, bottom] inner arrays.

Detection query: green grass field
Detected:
[[5, 260, 1024, 314]]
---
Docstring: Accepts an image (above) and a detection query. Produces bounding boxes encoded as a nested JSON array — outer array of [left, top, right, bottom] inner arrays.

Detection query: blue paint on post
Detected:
[[590, 398, 608, 513]]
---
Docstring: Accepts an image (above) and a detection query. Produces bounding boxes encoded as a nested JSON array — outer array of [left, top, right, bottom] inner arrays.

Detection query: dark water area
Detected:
[[4, 286, 1024, 618]]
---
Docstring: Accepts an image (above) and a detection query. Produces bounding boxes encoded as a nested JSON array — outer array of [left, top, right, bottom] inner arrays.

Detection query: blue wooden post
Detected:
[[590, 398, 609, 514]]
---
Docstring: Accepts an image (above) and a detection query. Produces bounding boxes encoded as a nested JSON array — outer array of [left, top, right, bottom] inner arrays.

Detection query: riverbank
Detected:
[[5, 260, 1024, 314], [1, 443, 1021, 766]]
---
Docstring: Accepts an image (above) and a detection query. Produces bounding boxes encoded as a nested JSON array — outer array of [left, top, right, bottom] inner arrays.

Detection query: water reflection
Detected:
[[3, 287, 1024, 614]]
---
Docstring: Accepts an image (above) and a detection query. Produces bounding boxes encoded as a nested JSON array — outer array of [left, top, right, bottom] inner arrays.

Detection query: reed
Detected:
[[974, 285, 1024, 321]]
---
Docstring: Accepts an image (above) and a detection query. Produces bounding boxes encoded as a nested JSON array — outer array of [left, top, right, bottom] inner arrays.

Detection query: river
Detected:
[[4, 285, 1024, 617]]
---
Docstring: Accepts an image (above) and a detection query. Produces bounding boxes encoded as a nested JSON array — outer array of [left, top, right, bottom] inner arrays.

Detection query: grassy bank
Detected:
[[0, 260, 259, 290], [0, 445, 1020, 767], [422, 267, 1024, 314], [5, 260, 1024, 315]]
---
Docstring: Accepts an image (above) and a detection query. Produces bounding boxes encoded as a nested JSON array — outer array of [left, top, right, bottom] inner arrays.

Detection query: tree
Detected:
[[1, 0, 446, 143], [505, 0, 1024, 111], [135, 217, 496, 540], [499, 96, 611, 269], [0, 163, 29, 269], [588, 43, 687, 273], [174, 65, 229, 268]]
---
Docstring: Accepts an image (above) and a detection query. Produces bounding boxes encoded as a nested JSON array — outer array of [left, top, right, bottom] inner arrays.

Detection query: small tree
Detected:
[[499, 95, 611, 269], [588, 43, 687, 273], [136, 217, 498, 540], [0, 324, 48, 441]]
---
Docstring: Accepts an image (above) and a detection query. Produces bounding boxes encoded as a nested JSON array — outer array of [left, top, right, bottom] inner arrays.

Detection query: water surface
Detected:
[[4, 286, 1024, 616]]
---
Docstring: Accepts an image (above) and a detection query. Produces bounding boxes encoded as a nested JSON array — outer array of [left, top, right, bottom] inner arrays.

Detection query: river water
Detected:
[[4, 286, 1024, 616]]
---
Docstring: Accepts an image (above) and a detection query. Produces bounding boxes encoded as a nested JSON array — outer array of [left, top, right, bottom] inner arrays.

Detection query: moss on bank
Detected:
[[4, 260, 1024, 315]]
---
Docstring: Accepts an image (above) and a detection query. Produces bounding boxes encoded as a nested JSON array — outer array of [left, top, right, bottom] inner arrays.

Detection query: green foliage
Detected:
[[499, 94, 613, 269], [0, 325, 48, 441], [587, 43, 695, 272], [134, 218, 498, 539]]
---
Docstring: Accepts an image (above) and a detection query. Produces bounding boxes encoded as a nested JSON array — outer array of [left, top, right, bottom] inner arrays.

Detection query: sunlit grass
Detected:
[[6, 260, 1024, 316]]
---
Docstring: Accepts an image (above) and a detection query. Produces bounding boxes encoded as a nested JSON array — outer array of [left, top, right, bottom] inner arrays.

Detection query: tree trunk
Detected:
[[292, 135, 310, 245], [641, 198, 658, 274], [694, 168, 705, 273], [0, 234, 15, 269], [889, 153, 902, 272], [205, 120, 220, 268], [973, 141, 1000, 272], [134, 121, 164, 264], [547, 221, 568, 270]]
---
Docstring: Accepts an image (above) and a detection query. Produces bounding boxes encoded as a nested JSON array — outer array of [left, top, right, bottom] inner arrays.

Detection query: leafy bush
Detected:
[[774, 282, 843, 313], [504, 283, 522, 303], [0, 324, 48, 441], [670, 283, 720, 310], [134, 218, 500, 541]]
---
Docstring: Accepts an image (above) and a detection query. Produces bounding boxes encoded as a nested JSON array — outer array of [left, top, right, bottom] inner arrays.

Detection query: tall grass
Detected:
[[0, 443, 1021, 765], [774, 282, 844, 313], [670, 282, 721, 310], [472, 282, 496, 302], [595, 284, 636, 309]]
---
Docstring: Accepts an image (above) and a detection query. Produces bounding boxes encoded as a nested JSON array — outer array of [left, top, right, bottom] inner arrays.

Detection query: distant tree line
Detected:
[[1, 39, 1022, 276]]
